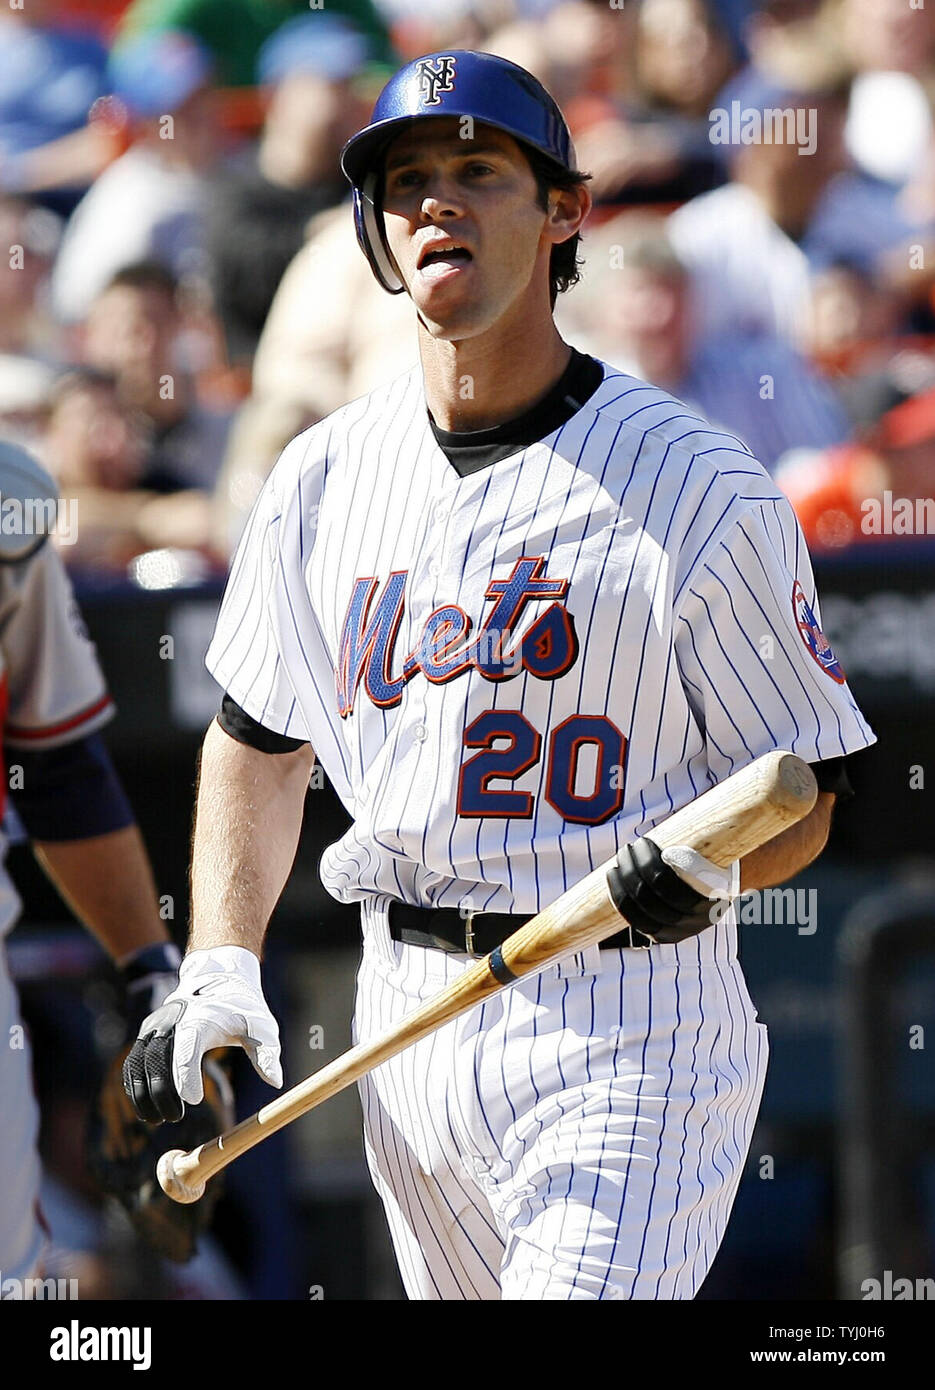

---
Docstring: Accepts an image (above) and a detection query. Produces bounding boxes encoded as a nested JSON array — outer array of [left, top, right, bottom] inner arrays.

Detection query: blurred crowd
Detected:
[[3, 0, 935, 572]]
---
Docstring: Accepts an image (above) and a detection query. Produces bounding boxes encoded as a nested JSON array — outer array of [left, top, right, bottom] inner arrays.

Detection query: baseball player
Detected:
[[0, 439, 225, 1287], [124, 52, 875, 1299]]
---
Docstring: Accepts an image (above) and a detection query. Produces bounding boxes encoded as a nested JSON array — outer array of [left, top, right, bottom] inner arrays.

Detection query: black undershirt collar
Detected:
[[427, 348, 605, 477]]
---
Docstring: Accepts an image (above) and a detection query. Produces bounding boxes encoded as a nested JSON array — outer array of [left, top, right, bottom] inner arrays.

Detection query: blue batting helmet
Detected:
[[339, 50, 576, 294]]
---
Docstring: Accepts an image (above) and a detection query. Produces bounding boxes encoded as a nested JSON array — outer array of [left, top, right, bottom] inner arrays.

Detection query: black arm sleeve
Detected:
[[217, 693, 309, 754], [808, 756, 854, 801]]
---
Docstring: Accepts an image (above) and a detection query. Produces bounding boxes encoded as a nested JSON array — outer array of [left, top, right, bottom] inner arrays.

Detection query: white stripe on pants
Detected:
[[353, 899, 768, 1300]]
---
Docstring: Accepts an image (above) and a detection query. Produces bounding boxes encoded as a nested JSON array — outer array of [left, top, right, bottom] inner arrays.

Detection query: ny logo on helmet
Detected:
[[417, 56, 457, 106]]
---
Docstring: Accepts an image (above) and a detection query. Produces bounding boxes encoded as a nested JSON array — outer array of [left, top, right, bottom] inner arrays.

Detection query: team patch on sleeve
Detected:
[[792, 580, 846, 684]]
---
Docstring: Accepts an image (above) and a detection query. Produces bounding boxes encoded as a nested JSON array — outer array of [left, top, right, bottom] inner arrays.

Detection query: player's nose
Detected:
[[418, 173, 467, 222], [419, 199, 464, 225]]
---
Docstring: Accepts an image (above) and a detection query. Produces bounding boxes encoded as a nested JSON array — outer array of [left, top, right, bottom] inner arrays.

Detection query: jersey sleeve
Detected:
[[1, 541, 114, 751], [673, 496, 876, 778], [204, 436, 314, 744]]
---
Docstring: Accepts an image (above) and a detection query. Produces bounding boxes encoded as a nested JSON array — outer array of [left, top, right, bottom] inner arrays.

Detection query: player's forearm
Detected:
[[188, 718, 315, 957], [33, 824, 170, 961], [738, 791, 835, 892]]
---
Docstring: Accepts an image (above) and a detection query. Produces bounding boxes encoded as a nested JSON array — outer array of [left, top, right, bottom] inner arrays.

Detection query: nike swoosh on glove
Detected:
[[122, 945, 283, 1123]]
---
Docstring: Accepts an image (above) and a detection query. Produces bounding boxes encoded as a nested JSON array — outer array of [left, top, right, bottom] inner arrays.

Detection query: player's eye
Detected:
[[463, 162, 494, 177], [389, 169, 424, 189]]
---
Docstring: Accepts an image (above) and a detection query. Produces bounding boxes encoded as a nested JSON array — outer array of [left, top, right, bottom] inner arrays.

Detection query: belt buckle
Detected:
[[463, 909, 476, 955]]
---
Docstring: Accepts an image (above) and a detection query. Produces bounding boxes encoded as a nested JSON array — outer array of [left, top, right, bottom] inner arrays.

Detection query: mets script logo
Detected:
[[336, 556, 578, 716], [416, 55, 457, 106], [793, 581, 846, 684]]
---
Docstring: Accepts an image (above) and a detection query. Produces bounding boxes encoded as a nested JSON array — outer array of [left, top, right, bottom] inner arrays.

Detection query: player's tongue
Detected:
[[420, 248, 472, 280]]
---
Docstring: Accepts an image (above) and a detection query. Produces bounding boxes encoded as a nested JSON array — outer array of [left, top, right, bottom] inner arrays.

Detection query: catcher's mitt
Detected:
[[88, 1045, 234, 1263]]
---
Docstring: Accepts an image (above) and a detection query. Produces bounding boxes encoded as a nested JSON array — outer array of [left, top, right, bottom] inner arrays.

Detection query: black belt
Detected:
[[387, 900, 646, 956]]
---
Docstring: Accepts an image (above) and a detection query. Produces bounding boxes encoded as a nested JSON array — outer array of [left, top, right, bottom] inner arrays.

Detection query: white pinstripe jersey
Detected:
[[206, 360, 875, 945]]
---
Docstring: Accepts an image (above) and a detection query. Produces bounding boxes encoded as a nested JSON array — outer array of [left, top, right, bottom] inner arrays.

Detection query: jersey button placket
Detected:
[[427, 499, 451, 578]]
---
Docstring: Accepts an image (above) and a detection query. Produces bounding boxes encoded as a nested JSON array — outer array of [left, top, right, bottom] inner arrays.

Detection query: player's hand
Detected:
[[608, 838, 739, 946], [122, 945, 283, 1124]]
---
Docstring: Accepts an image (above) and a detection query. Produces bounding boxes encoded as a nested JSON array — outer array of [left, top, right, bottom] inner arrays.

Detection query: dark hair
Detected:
[[524, 148, 591, 307], [103, 259, 179, 299]]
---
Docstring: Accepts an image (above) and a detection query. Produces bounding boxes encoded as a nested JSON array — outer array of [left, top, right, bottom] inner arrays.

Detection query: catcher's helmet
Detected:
[[340, 50, 576, 293]]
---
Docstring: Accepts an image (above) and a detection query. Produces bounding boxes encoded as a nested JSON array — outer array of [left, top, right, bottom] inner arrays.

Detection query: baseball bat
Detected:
[[158, 749, 816, 1203]]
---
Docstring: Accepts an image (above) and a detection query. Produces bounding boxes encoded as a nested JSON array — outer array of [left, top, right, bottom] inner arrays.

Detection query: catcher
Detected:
[[0, 439, 228, 1282]]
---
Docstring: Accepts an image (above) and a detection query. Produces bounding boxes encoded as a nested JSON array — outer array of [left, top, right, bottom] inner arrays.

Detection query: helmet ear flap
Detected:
[[354, 173, 405, 295]]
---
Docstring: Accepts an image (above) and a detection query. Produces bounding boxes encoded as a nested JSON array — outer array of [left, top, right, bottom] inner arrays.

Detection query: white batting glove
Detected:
[[659, 846, 740, 902], [122, 945, 282, 1124]]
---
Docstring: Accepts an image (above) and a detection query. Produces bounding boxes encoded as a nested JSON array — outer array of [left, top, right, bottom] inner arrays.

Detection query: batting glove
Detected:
[[607, 838, 739, 946], [122, 945, 283, 1124]]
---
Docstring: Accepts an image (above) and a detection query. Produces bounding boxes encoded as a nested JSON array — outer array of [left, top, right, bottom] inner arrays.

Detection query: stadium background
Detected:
[[2, 0, 933, 1299]]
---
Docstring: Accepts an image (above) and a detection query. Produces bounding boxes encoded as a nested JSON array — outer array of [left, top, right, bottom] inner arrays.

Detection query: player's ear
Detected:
[[544, 183, 591, 248]]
